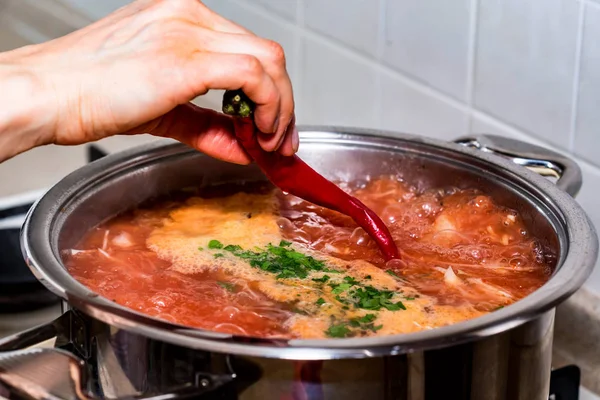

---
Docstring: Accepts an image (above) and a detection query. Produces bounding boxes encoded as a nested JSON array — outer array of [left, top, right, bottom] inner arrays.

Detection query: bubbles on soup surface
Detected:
[[64, 177, 554, 339]]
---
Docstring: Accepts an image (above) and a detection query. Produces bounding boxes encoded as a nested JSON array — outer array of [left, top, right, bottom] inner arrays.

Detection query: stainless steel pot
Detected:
[[0, 128, 597, 400]]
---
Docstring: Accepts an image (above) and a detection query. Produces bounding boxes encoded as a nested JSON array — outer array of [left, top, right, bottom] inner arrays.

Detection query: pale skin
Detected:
[[0, 0, 297, 164]]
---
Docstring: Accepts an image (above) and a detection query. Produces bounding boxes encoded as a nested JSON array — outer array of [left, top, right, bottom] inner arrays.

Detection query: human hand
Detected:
[[0, 0, 296, 164]]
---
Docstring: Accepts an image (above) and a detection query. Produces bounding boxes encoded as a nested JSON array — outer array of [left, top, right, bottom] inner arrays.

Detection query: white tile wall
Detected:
[[304, 0, 380, 57], [474, 0, 581, 149], [574, 3, 600, 164], [379, 73, 469, 140], [300, 37, 378, 127], [254, 0, 297, 21], [382, 0, 472, 102]]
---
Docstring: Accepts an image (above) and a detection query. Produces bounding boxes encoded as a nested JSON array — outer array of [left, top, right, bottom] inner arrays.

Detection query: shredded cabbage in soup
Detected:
[[64, 177, 554, 339]]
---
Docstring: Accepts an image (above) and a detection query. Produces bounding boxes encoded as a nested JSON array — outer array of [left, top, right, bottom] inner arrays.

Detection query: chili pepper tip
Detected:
[[222, 90, 255, 118]]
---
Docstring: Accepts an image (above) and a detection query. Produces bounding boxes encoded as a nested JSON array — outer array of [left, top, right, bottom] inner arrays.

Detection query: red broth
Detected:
[[64, 177, 554, 339]]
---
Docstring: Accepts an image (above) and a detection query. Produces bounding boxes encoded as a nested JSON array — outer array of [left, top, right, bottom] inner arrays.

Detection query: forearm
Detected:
[[0, 56, 53, 163]]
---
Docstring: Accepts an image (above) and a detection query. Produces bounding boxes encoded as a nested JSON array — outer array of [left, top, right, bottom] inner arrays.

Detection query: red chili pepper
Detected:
[[222, 90, 399, 261]]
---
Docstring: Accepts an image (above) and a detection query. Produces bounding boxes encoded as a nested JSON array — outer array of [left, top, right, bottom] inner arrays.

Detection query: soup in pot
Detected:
[[64, 177, 554, 339]]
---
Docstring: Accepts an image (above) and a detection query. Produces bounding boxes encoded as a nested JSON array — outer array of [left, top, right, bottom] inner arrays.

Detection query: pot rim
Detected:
[[21, 126, 599, 360]]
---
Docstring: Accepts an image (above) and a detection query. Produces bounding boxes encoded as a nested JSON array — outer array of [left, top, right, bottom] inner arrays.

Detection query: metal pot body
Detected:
[[0, 305, 555, 400], [2, 128, 597, 399]]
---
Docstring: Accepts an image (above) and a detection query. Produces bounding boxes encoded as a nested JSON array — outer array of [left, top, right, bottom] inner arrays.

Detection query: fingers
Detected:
[[183, 51, 284, 132], [195, 28, 295, 152], [130, 103, 251, 165], [272, 117, 298, 156]]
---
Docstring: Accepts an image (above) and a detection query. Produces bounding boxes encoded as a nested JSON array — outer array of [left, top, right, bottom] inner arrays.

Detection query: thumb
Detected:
[[128, 103, 251, 165]]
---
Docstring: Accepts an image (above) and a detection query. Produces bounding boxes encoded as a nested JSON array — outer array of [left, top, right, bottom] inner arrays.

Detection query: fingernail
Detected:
[[275, 131, 286, 150], [292, 127, 299, 152], [272, 116, 280, 134]]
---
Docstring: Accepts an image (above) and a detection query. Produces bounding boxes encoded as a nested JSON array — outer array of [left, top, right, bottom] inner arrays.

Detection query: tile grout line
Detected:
[[465, 0, 480, 135], [465, 0, 479, 107], [585, 0, 600, 11], [568, 0, 586, 152], [374, 0, 387, 125], [293, 0, 304, 117]]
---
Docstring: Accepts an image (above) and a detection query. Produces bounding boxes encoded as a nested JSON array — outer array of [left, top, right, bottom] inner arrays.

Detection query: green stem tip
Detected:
[[222, 90, 255, 118]]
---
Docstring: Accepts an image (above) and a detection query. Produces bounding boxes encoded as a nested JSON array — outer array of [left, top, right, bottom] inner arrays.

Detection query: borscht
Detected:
[[64, 176, 554, 339]]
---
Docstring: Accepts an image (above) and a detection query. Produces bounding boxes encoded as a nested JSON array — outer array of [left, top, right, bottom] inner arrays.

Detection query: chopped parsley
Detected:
[[203, 241, 409, 322], [210, 240, 328, 279], [343, 276, 360, 285], [325, 314, 383, 338], [386, 270, 400, 279], [217, 281, 235, 292], [331, 283, 353, 294], [312, 275, 330, 283], [349, 286, 406, 311], [208, 240, 224, 249], [352, 313, 377, 324], [323, 268, 343, 274], [335, 294, 348, 304], [349, 314, 383, 332], [325, 323, 352, 338]]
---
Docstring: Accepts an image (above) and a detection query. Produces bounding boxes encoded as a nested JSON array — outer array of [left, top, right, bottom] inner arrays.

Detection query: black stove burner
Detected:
[[0, 144, 108, 312], [549, 365, 581, 400]]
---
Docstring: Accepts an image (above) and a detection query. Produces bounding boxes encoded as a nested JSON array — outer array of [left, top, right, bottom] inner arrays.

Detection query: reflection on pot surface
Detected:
[[0, 307, 556, 400]]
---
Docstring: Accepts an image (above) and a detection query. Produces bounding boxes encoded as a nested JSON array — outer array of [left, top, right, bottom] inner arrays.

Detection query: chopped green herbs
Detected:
[[198, 246, 204, 251], [326, 314, 383, 338], [353, 314, 377, 323], [325, 323, 352, 338], [343, 276, 360, 285], [349, 286, 406, 311], [210, 240, 327, 279], [328, 276, 361, 294], [208, 240, 224, 249], [335, 294, 348, 304], [217, 281, 235, 292], [386, 270, 400, 279], [323, 268, 343, 273], [203, 241, 409, 324], [331, 283, 353, 294]]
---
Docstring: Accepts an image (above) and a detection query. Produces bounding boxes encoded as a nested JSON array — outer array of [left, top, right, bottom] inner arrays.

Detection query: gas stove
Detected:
[[0, 144, 590, 400]]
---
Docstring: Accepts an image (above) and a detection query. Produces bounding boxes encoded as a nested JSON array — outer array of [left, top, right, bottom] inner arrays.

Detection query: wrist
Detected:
[[0, 57, 55, 162]]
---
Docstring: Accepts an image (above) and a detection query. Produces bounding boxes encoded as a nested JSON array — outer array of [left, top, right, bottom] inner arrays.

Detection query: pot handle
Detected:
[[0, 311, 238, 400], [0, 311, 92, 400], [454, 135, 582, 197]]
